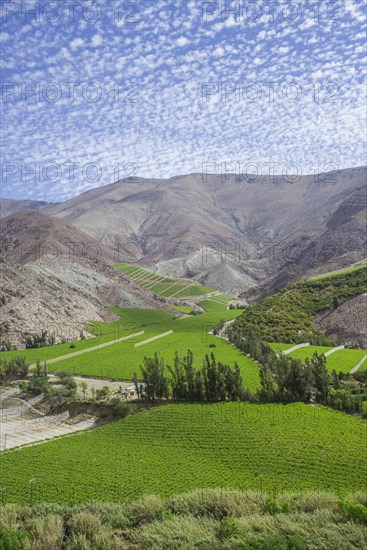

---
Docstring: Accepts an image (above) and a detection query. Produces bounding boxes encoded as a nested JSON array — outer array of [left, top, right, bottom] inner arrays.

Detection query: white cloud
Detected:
[[70, 38, 84, 50], [176, 36, 190, 47], [91, 35, 103, 47]]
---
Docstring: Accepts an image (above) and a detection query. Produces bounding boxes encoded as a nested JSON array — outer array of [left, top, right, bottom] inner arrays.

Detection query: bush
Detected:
[[209, 343, 216, 348], [25, 331, 55, 349], [67, 512, 101, 540], [0, 529, 29, 550], [340, 499, 367, 525], [129, 495, 164, 527], [24, 514, 64, 549], [110, 399, 132, 419], [246, 534, 307, 549], [218, 517, 243, 540], [264, 499, 292, 515]]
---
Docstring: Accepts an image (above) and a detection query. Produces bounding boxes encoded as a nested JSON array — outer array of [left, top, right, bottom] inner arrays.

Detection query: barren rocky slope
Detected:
[[0, 198, 49, 218], [315, 294, 367, 347], [0, 211, 175, 348], [43, 166, 367, 295], [239, 186, 367, 300]]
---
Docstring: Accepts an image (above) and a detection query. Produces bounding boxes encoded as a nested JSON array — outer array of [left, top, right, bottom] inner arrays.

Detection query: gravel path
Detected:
[[134, 331, 173, 348], [350, 353, 367, 374]]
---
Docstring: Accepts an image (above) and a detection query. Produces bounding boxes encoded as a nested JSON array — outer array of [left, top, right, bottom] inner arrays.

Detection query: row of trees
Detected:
[[0, 356, 29, 377], [25, 330, 55, 349], [135, 351, 247, 402], [227, 329, 330, 404]]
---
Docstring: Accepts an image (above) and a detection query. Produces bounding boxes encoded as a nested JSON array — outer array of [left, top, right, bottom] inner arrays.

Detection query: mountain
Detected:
[[244, 186, 367, 300], [0, 211, 174, 348], [0, 198, 49, 218], [43, 166, 367, 296], [315, 293, 367, 347]]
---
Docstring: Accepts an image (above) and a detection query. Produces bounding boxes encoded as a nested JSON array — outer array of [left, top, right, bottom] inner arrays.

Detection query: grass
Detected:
[[0, 308, 260, 391], [169, 304, 193, 314], [0, 309, 178, 364], [286, 345, 367, 373], [1, 490, 367, 549], [268, 342, 296, 353], [42, 310, 261, 392], [1, 403, 366, 505], [287, 346, 333, 361], [114, 263, 213, 298], [326, 348, 367, 373]]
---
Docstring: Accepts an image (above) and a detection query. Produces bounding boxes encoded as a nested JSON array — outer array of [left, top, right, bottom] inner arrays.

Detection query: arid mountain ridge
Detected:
[[0, 211, 175, 348], [0, 167, 366, 345]]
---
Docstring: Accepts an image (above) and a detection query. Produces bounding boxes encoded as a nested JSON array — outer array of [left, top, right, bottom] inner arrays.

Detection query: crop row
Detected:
[[0, 403, 365, 505]]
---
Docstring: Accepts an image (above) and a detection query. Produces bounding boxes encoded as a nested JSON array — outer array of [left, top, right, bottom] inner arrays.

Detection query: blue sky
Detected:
[[0, 0, 366, 201]]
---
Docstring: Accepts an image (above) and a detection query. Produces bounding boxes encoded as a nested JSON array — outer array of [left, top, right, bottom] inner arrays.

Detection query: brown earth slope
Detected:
[[315, 294, 367, 347], [0, 211, 175, 348], [43, 166, 367, 296]]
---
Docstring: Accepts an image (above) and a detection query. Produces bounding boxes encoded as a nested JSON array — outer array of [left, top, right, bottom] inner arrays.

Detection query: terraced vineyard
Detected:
[[1, 403, 365, 504], [199, 294, 235, 312], [114, 263, 213, 298]]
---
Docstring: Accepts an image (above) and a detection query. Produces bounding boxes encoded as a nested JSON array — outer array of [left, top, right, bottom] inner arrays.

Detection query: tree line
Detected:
[[134, 350, 248, 402], [227, 327, 367, 415], [227, 328, 330, 404], [0, 356, 29, 378]]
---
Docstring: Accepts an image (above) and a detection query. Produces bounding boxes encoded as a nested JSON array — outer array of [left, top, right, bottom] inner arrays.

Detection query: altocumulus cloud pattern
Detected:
[[0, 0, 366, 201]]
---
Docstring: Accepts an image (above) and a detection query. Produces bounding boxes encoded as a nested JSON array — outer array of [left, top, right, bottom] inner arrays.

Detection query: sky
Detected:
[[0, 0, 366, 201]]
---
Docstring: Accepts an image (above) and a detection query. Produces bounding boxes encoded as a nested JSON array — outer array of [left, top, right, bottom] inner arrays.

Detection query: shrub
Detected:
[[65, 533, 90, 550], [24, 515, 63, 549], [218, 517, 243, 540], [0, 529, 29, 550], [245, 534, 307, 549], [67, 512, 102, 540], [110, 399, 132, 419], [340, 499, 367, 525], [264, 499, 292, 515], [129, 495, 164, 527]]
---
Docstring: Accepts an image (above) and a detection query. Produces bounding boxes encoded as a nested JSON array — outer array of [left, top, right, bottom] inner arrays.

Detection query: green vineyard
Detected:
[[1, 403, 366, 505]]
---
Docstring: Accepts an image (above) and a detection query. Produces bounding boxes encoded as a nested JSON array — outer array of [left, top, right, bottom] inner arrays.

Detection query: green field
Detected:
[[199, 294, 235, 312], [1, 403, 365, 504], [43, 310, 261, 392], [326, 348, 367, 373], [0, 308, 260, 390], [0, 309, 177, 364], [287, 346, 333, 361], [169, 304, 193, 314], [287, 345, 367, 373], [114, 263, 213, 298], [268, 342, 295, 353]]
